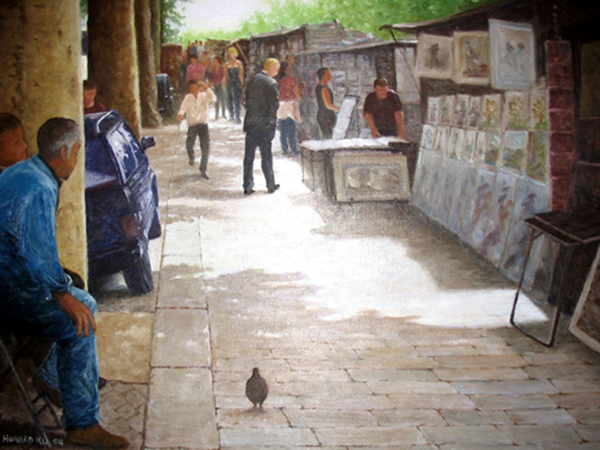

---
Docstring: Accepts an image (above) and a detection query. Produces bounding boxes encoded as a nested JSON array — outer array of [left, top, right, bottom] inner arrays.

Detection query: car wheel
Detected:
[[123, 241, 154, 295]]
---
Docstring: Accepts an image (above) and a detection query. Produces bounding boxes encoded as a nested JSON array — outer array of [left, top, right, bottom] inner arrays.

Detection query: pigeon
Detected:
[[245, 367, 268, 409]]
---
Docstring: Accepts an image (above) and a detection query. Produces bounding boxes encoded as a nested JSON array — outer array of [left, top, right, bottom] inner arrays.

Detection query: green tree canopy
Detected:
[[177, 0, 498, 42]]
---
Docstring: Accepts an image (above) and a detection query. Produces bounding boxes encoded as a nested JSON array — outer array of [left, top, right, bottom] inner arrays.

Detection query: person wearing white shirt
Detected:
[[177, 79, 216, 179]]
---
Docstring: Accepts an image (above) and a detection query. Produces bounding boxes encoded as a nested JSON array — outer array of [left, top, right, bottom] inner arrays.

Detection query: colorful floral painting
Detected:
[[490, 19, 536, 89], [485, 131, 502, 166], [503, 130, 528, 171], [527, 131, 549, 182], [530, 89, 548, 130], [454, 31, 491, 85], [503, 91, 529, 130], [482, 94, 502, 129], [416, 34, 454, 79]]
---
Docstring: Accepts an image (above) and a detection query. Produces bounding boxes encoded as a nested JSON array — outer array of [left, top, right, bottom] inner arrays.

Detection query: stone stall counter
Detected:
[[300, 137, 418, 202]]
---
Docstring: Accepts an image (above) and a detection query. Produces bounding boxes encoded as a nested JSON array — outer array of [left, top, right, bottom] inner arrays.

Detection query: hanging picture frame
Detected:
[[490, 19, 536, 89], [453, 31, 491, 85], [416, 34, 454, 79]]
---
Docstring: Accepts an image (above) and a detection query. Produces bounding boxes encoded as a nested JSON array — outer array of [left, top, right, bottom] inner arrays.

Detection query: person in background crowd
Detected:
[[187, 55, 205, 84], [211, 56, 227, 120], [0, 112, 28, 173], [177, 80, 216, 180], [315, 67, 339, 139], [224, 47, 244, 124], [200, 51, 213, 76], [83, 79, 108, 115], [276, 61, 301, 156], [363, 77, 406, 139], [242, 58, 280, 195], [0, 117, 129, 449]]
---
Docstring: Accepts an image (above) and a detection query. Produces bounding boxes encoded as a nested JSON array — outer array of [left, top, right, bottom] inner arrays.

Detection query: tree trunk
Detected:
[[150, 0, 161, 73], [135, 0, 161, 128], [88, 0, 142, 137]]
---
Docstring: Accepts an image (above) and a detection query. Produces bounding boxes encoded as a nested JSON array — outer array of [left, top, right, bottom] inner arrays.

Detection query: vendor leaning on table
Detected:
[[363, 77, 406, 140]]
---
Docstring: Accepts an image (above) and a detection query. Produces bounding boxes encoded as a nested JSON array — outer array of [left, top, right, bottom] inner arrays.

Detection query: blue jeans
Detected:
[[213, 85, 227, 120], [279, 118, 298, 154], [0, 287, 100, 430]]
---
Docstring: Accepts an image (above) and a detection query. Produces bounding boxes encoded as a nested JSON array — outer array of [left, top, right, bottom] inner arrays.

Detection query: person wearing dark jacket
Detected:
[[242, 58, 281, 195]]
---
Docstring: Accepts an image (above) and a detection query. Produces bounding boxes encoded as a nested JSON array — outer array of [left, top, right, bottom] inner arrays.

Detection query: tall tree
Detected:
[[150, 0, 162, 73], [136, 0, 162, 128], [88, 0, 142, 137]]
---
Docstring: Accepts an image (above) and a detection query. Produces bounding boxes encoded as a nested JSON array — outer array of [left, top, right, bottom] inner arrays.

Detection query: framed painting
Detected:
[[421, 124, 436, 150], [427, 96, 441, 124], [416, 33, 453, 79], [502, 130, 528, 172], [440, 95, 456, 125], [526, 131, 549, 182], [482, 94, 502, 129], [331, 152, 411, 202], [490, 19, 536, 89], [503, 91, 529, 130], [455, 94, 469, 127], [449, 127, 465, 160], [463, 129, 478, 162], [530, 89, 548, 130], [485, 131, 502, 166], [467, 95, 482, 129], [570, 246, 600, 353], [453, 31, 490, 85]]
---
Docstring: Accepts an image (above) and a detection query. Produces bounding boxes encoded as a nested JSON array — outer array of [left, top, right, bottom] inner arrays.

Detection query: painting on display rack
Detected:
[[490, 19, 536, 89], [416, 34, 454, 79], [453, 31, 491, 85], [570, 247, 600, 353]]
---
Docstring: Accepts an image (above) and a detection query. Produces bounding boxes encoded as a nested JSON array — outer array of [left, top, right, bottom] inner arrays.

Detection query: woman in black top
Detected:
[[315, 67, 339, 139]]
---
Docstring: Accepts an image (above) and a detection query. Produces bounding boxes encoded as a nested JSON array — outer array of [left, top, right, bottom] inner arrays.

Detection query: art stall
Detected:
[[300, 95, 418, 202]]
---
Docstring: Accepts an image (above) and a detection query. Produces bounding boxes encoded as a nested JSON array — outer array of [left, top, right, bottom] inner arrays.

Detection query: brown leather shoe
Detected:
[[67, 424, 129, 449]]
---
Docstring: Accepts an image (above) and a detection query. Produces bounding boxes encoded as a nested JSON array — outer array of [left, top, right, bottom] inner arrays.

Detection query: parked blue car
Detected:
[[84, 110, 161, 295]]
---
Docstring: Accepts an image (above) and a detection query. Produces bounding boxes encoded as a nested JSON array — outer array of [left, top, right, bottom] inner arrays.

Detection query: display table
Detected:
[[300, 138, 417, 202], [510, 210, 600, 346]]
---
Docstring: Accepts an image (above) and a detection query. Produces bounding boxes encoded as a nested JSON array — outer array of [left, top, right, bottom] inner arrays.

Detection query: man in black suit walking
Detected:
[[242, 57, 281, 195]]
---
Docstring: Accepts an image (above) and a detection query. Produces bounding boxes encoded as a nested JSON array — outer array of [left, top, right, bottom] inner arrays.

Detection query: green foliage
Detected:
[[161, 0, 190, 43], [213, 0, 499, 41]]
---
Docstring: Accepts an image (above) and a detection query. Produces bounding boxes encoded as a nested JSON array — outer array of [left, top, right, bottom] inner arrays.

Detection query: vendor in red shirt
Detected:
[[363, 77, 405, 139], [83, 79, 108, 115]]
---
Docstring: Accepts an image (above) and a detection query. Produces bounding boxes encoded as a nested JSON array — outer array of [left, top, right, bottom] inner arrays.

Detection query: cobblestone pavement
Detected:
[[2, 117, 600, 449]]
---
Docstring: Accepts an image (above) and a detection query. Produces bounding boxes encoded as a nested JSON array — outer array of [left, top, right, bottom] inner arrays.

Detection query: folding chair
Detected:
[[0, 331, 62, 448]]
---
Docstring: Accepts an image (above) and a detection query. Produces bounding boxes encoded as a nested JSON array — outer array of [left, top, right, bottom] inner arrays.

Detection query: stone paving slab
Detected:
[[420, 425, 513, 446], [151, 308, 210, 367], [314, 427, 426, 446], [220, 427, 319, 447], [145, 367, 218, 449]]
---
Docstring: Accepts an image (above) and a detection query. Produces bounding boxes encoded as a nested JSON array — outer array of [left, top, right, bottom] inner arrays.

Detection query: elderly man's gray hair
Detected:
[[37, 117, 81, 160]]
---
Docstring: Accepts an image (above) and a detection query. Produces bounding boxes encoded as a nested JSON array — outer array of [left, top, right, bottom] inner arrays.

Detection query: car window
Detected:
[[111, 127, 140, 180]]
